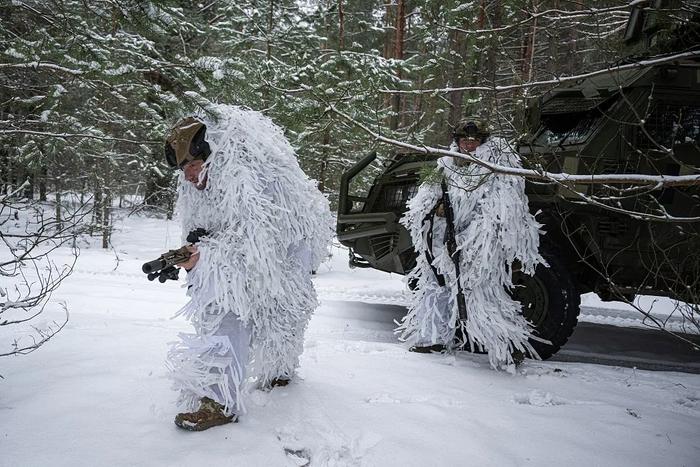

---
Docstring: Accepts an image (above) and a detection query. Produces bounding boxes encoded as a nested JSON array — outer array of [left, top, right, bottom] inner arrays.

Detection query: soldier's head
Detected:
[[453, 118, 490, 154], [165, 117, 211, 190]]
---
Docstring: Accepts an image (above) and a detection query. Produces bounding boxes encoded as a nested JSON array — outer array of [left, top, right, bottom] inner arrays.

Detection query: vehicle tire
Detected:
[[511, 245, 581, 360]]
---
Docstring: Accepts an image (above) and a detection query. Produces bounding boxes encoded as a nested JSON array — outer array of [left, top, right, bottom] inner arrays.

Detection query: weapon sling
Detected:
[[440, 180, 468, 323], [423, 203, 446, 287]]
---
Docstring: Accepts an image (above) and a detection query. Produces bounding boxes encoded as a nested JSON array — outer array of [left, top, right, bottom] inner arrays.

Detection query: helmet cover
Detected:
[[165, 117, 211, 169], [453, 118, 491, 143]]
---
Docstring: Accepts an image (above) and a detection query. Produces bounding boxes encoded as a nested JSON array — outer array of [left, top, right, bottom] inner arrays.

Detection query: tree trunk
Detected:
[[55, 180, 62, 233], [447, 25, 468, 128], [389, 0, 406, 131], [92, 188, 102, 235], [38, 166, 47, 201], [338, 0, 344, 51], [22, 167, 33, 199], [521, 1, 539, 84], [383, 3, 393, 59], [102, 190, 111, 249], [318, 127, 330, 193], [266, 0, 274, 59]]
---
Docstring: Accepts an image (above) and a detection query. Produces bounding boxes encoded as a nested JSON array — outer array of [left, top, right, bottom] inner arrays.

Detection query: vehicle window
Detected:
[[537, 114, 600, 146], [640, 102, 700, 149], [379, 182, 419, 212]]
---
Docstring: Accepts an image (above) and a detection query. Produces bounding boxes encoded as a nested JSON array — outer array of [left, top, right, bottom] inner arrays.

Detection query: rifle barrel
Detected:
[[142, 258, 166, 274]]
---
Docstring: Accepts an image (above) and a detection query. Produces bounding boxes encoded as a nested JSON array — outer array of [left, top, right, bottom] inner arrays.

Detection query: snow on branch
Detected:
[[379, 51, 700, 95], [0, 180, 31, 204], [447, 0, 648, 36], [0, 61, 83, 75], [329, 106, 700, 190], [0, 306, 69, 358], [0, 129, 158, 145]]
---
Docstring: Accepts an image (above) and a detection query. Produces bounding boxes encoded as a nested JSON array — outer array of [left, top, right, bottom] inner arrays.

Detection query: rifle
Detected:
[[441, 180, 468, 323], [142, 228, 209, 283]]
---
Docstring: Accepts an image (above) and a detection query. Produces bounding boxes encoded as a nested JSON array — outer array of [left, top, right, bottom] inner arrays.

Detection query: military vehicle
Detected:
[[336, 2, 700, 359]]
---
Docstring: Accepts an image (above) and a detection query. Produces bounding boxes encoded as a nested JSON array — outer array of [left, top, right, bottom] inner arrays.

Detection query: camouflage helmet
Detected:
[[453, 118, 491, 143], [164, 116, 211, 169]]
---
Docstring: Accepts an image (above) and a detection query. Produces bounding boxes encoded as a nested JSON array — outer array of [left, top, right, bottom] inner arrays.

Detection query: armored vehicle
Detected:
[[337, 3, 700, 359]]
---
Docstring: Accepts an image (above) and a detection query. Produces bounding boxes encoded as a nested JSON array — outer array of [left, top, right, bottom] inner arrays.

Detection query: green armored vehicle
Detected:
[[337, 3, 700, 358]]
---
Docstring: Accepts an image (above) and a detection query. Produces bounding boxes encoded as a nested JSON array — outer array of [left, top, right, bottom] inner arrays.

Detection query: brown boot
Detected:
[[174, 397, 237, 431]]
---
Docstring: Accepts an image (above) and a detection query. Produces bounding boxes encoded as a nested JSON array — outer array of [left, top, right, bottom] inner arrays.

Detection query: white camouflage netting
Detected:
[[398, 137, 545, 370], [167, 104, 334, 414]]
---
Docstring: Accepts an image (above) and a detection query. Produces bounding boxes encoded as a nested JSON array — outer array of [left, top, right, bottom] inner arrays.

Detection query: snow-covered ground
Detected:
[[1, 212, 699, 467]]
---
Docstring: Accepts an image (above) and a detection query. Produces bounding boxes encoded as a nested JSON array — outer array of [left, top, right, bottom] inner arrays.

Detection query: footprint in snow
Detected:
[[675, 393, 699, 409], [284, 447, 311, 466], [276, 424, 379, 466], [512, 389, 568, 407]]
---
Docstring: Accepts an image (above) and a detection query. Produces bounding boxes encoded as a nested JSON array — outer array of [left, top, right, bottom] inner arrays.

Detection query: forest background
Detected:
[[1, 0, 656, 228], [2, 0, 700, 357]]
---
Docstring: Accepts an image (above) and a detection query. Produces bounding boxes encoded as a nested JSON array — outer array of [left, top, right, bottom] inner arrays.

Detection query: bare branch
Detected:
[[329, 106, 700, 191], [446, 1, 647, 37], [380, 51, 700, 95], [0, 305, 69, 358]]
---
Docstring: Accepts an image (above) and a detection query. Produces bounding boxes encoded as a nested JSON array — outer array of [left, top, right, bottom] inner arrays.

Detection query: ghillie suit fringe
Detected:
[[167, 105, 334, 414], [398, 138, 545, 370], [168, 331, 247, 414]]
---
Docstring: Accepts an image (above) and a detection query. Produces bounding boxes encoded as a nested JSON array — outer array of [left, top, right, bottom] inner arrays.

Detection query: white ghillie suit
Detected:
[[167, 105, 334, 415], [398, 137, 544, 370]]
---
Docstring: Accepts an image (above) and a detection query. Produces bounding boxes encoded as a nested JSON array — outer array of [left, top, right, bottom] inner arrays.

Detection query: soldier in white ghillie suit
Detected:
[[163, 105, 333, 431], [398, 119, 545, 371]]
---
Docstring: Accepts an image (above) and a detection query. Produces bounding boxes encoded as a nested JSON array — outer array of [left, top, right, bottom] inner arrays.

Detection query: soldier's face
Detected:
[[183, 160, 207, 190], [458, 137, 481, 154]]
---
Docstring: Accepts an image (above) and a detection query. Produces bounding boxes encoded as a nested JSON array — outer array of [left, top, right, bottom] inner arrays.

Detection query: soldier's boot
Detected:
[[409, 344, 446, 354], [259, 376, 291, 391], [174, 397, 237, 431], [270, 377, 290, 388], [511, 349, 525, 366]]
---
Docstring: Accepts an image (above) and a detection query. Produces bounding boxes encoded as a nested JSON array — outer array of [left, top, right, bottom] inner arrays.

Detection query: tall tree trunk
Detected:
[[338, 0, 344, 51], [0, 148, 8, 194], [389, 0, 406, 131], [38, 166, 47, 201], [19, 165, 33, 199], [92, 188, 102, 235], [321, 0, 330, 49], [383, 3, 393, 59], [266, 0, 274, 59], [101, 190, 111, 249], [260, 0, 276, 107], [318, 127, 330, 193], [516, 1, 539, 130], [566, 1, 582, 75], [55, 178, 62, 232], [447, 25, 468, 128], [521, 1, 539, 84], [166, 188, 175, 220]]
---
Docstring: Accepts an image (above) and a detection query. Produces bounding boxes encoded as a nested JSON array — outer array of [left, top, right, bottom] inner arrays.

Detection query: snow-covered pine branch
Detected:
[[0, 61, 83, 75], [0, 129, 157, 145]]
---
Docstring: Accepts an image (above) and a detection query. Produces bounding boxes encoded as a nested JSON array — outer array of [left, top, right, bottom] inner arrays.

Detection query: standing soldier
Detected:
[[398, 118, 544, 370], [163, 105, 333, 430]]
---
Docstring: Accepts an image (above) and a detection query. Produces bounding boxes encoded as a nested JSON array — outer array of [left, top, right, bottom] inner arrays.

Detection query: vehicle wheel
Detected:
[[511, 245, 580, 360]]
